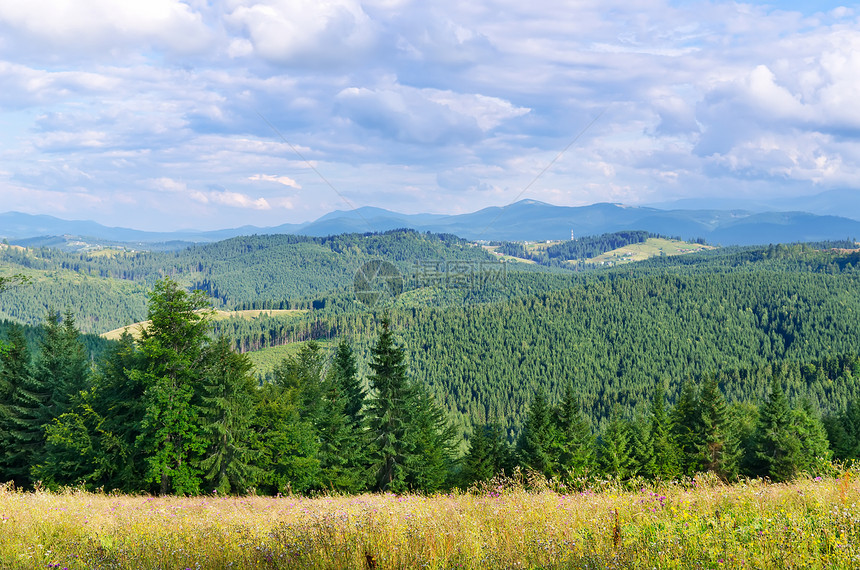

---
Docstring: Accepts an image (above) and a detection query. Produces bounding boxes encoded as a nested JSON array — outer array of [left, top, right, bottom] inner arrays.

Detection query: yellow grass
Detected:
[[587, 238, 714, 266], [100, 309, 307, 341], [2, 472, 859, 569]]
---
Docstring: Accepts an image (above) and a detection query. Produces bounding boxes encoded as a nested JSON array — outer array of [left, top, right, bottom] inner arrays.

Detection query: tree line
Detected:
[[3, 277, 860, 494], [0, 278, 455, 494], [463, 373, 840, 487]]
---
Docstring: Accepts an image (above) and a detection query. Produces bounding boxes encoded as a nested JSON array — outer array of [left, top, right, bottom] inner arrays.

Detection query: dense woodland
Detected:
[[2, 233, 860, 493]]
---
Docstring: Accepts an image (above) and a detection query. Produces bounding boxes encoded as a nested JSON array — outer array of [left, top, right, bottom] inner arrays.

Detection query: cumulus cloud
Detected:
[[248, 174, 301, 188], [225, 0, 376, 66], [2, 0, 860, 229], [0, 0, 211, 60], [335, 84, 528, 144]]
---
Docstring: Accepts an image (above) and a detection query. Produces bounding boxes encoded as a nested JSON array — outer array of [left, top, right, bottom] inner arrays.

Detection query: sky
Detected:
[[0, 0, 859, 231]]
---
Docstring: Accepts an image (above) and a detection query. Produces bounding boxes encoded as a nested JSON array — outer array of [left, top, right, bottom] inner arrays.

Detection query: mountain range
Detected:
[[2, 195, 860, 248]]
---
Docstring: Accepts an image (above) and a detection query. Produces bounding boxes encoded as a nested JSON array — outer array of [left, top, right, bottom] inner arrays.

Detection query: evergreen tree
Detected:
[[671, 380, 702, 475], [649, 385, 681, 480], [825, 399, 860, 462], [273, 341, 325, 423], [698, 374, 739, 479], [199, 336, 260, 494], [551, 383, 596, 479], [0, 325, 46, 487], [314, 342, 369, 493], [792, 399, 831, 476], [89, 331, 147, 491], [328, 338, 365, 426], [517, 388, 555, 478], [462, 422, 514, 486], [748, 376, 802, 481], [34, 310, 89, 422], [406, 384, 457, 492], [628, 412, 654, 478], [366, 316, 415, 492], [134, 278, 211, 495], [599, 403, 633, 479], [252, 382, 320, 494]]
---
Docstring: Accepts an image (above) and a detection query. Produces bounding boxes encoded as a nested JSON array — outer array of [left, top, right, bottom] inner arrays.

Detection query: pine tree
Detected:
[[698, 374, 739, 479], [89, 331, 147, 491], [134, 278, 211, 495], [366, 316, 415, 492], [551, 383, 595, 479], [748, 376, 802, 482], [649, 385, 681, 480], [199, 336, 260, 494], [671, 380, 702, 475], [517, 388, 555, 478], [599, 403, 633, 479], [0, 325, 46, 487]]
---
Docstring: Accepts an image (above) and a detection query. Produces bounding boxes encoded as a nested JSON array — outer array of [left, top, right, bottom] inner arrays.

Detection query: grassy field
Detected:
[[101, 309, 307, 341], [586, 238, 713, 266], [245, 337, 335, 378], [1, 472, 858, 569]]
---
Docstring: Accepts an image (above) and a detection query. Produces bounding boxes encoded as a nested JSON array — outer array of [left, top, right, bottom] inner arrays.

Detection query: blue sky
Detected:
[[0, 0, 858, 231]]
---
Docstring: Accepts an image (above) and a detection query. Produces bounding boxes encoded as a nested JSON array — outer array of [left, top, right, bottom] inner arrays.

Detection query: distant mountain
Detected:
[[3, 199, 860, 247], [648, 188, 860, 222], [0, 211, 303, 246]]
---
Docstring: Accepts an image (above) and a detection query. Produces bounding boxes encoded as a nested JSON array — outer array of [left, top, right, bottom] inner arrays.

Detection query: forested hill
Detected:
[[213, 243, 860, 442], [0, 231, 552, 332], [0, 318, 113, 361]]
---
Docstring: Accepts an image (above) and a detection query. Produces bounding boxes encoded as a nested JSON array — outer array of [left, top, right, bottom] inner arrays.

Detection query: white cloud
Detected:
[[226, 0, 376, 66], [3, 0, 860, 229], [248, 174, 301, 188], [335, 84, 528, 144], [0, 0, 211, 59]]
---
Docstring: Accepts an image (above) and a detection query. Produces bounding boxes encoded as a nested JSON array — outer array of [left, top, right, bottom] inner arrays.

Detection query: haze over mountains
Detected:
[[2, 191, 860, 248]]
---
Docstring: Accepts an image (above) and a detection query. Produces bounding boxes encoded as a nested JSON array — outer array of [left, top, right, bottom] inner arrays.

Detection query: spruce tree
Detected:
[[599, 403, 633, 479], [748, 376, 801, 481], [0, 325, 46, 487], [34, 310, 89, 422], [649, 385, 681, 480], [463, 422, 514, 486], [629, 412, 654, 478], [199, 336, 260, 494], [792, 399, 831, 476], [551, 383, 596, 479], [406, 383, 457, 492], [366, 316, 415, 492], [134, 278, 211, 495], [328, 338, 365, 426], [89, 331, 147, 491], [671, 380, 702, 475], [698, 374, 739, 479], [517, 388, 555, 478]]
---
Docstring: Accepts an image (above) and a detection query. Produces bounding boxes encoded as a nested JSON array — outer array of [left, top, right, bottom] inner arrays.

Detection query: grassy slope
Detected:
[[1, 474, 858, 569], [585, 237, 714, 266], [244, 337, 334, 378], [100, 309, 307, 341]]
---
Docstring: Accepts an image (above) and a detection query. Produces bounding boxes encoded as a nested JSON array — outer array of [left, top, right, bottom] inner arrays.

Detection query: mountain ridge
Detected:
[[2, 197, 859, 247]]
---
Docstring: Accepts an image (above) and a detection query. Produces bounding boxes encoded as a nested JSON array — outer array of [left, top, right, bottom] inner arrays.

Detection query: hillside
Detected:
[[211, 244, 860, 441]]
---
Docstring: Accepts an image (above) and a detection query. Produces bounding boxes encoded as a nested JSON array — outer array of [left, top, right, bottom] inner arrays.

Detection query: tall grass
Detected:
[[1, 471, 858, 569]]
